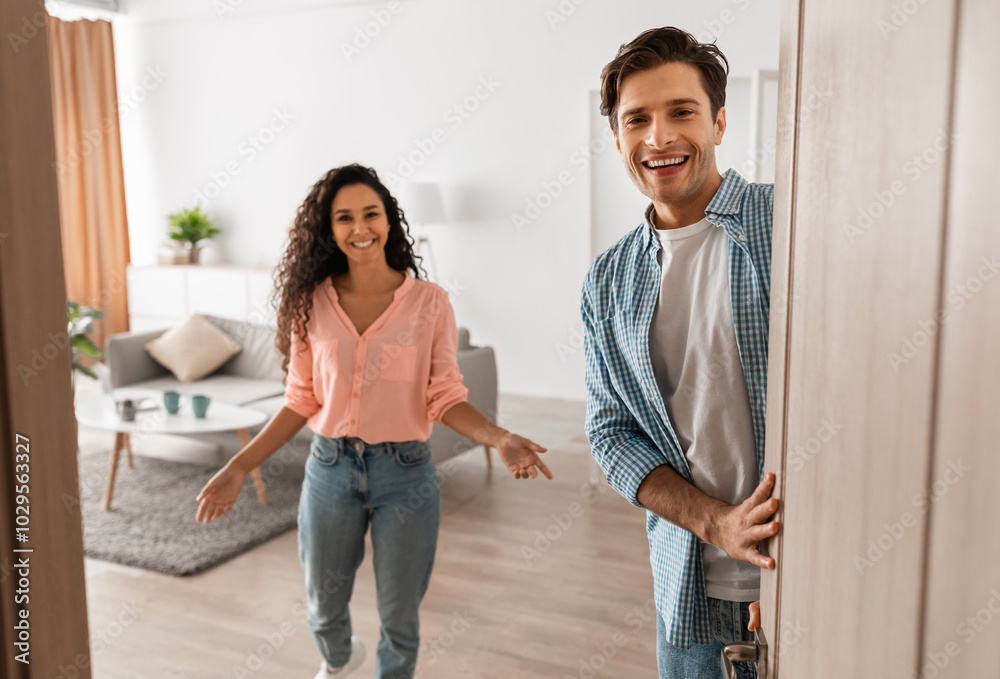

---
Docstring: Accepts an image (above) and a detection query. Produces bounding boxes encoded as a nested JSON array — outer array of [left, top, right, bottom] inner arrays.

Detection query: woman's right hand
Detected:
[[497, 432, 552, 480], [195, 465, 246, 524]]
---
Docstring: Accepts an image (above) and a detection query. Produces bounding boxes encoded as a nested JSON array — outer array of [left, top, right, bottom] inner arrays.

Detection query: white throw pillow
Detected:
[[144, 315, 243, 383]]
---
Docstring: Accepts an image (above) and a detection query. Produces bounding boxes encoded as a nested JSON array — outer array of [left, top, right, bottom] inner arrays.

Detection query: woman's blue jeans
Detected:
[[656, 598, 758, 678], [298, 434, 440, 679]]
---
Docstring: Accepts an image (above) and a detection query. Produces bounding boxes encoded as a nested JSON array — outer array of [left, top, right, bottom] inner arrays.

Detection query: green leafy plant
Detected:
[[68, 301, 104, 379], [167, 206, 221, 246]]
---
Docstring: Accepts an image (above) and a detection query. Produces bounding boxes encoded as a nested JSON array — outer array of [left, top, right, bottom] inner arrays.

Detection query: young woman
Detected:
[[194, 164, 551, 679]]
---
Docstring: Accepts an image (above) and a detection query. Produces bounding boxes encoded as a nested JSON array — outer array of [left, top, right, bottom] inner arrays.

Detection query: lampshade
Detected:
[[401, 183, 446, 225]]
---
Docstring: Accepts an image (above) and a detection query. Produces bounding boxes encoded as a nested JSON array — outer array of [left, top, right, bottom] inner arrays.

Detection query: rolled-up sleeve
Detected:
[[283, 325, 322, 419], [425, 292, 469, 423], [582, 277, 670, 508]]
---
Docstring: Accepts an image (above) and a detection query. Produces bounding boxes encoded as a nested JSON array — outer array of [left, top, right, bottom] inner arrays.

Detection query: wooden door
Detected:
[[0, 2, 93, 677], [758, 0, 1000, 677]]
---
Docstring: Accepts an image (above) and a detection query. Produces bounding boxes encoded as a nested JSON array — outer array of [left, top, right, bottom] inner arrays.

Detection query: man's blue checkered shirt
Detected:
[[581, 169, 774, 648]]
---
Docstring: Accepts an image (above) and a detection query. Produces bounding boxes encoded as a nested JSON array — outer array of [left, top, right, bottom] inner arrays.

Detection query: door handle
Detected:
[[722, 627, 768, 679]]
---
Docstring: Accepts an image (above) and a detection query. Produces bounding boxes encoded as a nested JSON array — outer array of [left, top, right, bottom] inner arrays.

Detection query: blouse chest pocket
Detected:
[[380, 344, 418, 382]]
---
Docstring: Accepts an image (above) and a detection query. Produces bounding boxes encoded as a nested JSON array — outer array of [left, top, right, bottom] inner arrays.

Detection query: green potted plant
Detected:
[[68, 301, 104, 381], [167, 206, 221, 264]]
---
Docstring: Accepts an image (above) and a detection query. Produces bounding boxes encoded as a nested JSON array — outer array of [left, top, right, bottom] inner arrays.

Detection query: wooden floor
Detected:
[[78, 391, 659, 678]]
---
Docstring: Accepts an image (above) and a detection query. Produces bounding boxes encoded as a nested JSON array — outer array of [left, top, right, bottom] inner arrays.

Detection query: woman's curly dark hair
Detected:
[[272, 164, 423, 377]]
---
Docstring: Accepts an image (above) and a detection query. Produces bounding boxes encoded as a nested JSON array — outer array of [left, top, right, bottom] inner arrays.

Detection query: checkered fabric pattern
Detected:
[[581, 169, 774, 648]]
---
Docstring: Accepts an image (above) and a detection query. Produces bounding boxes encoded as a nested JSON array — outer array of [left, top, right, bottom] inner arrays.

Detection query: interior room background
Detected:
[[62, 0, 781, 401]]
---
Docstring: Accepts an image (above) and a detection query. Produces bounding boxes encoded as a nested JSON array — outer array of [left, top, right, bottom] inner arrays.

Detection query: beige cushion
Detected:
[[144, 315, 242, 383]]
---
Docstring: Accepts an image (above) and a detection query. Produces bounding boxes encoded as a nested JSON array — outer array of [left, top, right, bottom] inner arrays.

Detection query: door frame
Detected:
[[758, 0, 803, 673]]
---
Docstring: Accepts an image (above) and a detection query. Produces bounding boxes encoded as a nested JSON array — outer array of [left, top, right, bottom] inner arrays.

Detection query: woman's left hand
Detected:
[[496, 433, 552, 480]]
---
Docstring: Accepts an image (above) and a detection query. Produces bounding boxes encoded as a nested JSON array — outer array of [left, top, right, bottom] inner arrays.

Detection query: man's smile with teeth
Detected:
[[644, 156, 688, 168]]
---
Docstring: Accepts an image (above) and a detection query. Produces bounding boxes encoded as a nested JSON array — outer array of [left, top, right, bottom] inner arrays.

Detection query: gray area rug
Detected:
[[78, 450, 304, 576]]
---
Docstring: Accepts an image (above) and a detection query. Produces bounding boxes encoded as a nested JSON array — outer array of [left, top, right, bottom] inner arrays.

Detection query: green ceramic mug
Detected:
[[163, 390, 180, 414], [191, 394, 211, 419]]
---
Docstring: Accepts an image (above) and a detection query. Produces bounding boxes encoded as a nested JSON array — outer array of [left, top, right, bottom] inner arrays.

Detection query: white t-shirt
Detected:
[[647, 215, 761, 602]]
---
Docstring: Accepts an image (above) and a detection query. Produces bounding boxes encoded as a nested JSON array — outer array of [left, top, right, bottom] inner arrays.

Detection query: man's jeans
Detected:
[[298, 435, 440, 679], [657, 598, 758, 678]]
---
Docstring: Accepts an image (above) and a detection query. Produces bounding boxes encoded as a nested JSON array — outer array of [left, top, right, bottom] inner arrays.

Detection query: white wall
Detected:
[[107, 0, 780, 400]]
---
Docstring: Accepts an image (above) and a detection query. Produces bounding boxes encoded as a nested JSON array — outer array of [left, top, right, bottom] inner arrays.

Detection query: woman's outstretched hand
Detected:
[[195, 465, 246, 524], [496, 433, 552, 480]]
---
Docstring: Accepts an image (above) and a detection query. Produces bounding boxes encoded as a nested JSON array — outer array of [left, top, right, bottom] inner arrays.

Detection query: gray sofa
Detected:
[[104, 314, 498, 464]]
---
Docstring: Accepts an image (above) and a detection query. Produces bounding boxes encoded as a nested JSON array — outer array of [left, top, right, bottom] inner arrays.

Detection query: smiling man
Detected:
[[581, 27, 779, 678]]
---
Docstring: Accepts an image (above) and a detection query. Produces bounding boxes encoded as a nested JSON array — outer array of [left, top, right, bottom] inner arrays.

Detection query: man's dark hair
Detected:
[[600, 26, 730, 134]]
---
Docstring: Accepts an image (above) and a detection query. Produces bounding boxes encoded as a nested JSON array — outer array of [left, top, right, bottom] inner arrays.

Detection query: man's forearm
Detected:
[[636, 464, 728, 545]]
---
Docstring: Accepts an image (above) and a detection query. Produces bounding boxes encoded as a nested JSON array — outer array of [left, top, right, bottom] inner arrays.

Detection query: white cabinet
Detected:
[[187, 268, 250, 319], [127, 265, 277, 332], [247, 270, 278, 326]]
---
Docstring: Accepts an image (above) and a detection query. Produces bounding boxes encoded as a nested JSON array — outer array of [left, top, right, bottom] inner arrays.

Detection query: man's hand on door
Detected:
[[707, 471, 780, 569]]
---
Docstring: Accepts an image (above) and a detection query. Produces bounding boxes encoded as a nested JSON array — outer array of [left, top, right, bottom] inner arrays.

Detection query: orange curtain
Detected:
[[47, 16, 131, 352]]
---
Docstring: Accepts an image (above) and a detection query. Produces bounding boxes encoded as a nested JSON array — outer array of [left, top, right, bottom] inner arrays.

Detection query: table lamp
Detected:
[[400, 182, 446, 280]]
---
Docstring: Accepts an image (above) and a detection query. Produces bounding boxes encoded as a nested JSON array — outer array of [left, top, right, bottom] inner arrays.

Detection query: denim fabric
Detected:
[[298, 434, 440, 679], [656, 598, 757, 679]]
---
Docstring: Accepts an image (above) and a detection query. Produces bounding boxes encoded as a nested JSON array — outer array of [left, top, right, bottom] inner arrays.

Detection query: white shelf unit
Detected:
[[126, 264, 277, 332]]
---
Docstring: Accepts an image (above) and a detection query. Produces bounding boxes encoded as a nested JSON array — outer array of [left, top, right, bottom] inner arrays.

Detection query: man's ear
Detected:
[[715, 106, 727, 146], [613, 127, 622, 155]]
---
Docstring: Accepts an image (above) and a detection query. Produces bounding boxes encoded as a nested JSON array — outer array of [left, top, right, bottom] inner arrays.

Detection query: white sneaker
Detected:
[[314, 636, 365, 678]]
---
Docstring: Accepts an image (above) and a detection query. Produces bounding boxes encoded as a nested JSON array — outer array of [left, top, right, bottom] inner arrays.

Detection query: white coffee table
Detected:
[[76, 387, 269, 511]]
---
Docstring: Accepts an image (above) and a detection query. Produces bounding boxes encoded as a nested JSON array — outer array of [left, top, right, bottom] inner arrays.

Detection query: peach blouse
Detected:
[[283, 273, 469, 444]]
